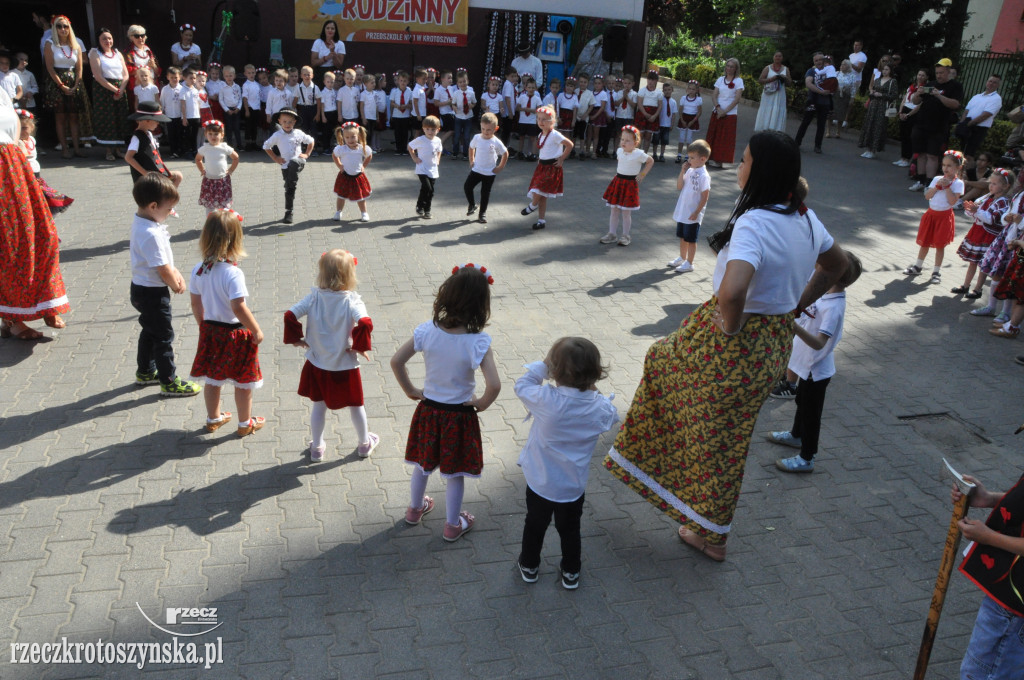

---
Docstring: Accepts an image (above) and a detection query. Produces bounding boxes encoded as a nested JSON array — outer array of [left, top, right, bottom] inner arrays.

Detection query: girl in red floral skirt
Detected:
[[284, 249, 377, 461], [188, 210, 265, 437], [952, 168, 1013, 299], [521, 106, 574, 230], [391, 265, 501, 542], [599, 124, 654, 247], [195, 120, 238, 213], [332, 121, 373, 222]]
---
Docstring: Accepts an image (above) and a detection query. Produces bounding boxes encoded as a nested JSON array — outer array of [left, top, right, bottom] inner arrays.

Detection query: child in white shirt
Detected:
[[389, 71, 413, 155], [599, 124, 654, 247], [521, 106, 574, 230], [655, 82, 677, 162], [295, 66, 320, 151], [179, 68, 202, 157], [514, 337, 619, 589], [516, 78, 541, 160], [263, 108, 315, 224], [195, 120, 238, 212], [331, 122, 373, 222], [133, 66, 159, 105], [160, 67, 185, 156], [464, 112, 508, 224], [265, 69, 292, 125], [677, 80, 703, 160], [337, 68, 360, 123], [359, 74, 378, 153], [556, 79, 579, 157], [668, 139, 712, 273], [407, 116, 443, 218], [451, 70, 476, 160], [317, 71, 338, 153]]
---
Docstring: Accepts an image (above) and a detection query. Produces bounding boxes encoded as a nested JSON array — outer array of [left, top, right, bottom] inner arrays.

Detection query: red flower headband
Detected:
[[341, 121, 360, 129], [202, 119, 223, 128], [197, 71, 207, 77], [452, 263, 494, 285], [944, 149, 964, 163], [687, 80, 699, 85], [593, 74, 604, 79], [621, 124, 640, 138], [17, 110, 34, 119], [426, 67, 436, 73], [322, 250, 357, 265], [222, 209, 243, 223], [994, 167, 1012, 180], [256, 67, 267, 73], [488, 76, 501, 81], [208, 62, 221, 68], [180, 24, 196, 33], [536, 105, 555, 118]]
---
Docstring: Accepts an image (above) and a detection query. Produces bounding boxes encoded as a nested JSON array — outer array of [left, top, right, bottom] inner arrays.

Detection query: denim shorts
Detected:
[[677, 222, 700, 242], [960, 595, 1024, 680]]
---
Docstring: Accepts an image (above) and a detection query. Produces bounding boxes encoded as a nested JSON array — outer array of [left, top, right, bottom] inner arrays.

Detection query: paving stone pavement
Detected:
[[2, 104, 1023, 680]]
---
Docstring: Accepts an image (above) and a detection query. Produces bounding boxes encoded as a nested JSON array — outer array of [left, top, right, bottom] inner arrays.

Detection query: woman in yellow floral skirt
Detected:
[[605, 130, 849, 561]]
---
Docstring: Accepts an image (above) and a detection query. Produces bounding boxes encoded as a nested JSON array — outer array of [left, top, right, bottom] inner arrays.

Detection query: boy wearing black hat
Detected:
[[125, 101, 184, 188], [264, 107, 314, 224]]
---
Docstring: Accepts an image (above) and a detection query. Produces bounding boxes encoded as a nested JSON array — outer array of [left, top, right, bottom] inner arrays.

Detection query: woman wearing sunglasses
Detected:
[[125, 25, 160, 108], [43, 14, 92, 158]]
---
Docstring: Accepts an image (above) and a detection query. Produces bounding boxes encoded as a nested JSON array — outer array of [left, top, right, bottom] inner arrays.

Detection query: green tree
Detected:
[[646, 0, 764, 39]]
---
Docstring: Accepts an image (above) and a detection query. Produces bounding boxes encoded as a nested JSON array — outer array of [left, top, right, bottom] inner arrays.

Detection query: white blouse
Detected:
[[714, 76, 744, 115], [48, 39, 80, 69], [90, 48, 125, 80]]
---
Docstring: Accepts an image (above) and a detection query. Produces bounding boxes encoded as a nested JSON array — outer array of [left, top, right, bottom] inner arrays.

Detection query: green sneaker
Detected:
[[160, 377, 201, 397], [135, 370, 160, 385]]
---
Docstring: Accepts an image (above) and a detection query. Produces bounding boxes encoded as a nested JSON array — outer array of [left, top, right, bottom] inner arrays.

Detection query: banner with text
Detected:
[[297, 0, 469, 47]]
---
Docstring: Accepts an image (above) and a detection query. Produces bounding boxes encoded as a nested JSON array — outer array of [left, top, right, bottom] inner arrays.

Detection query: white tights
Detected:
[[310, 401, 369, 449], [608, 208, 633, 237], [409, 471, 465, 526]]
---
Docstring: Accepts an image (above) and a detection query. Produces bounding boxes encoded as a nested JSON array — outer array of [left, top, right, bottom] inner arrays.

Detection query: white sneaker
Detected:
[[599, 233, 618, 244], [861, 151, 875, 159], [908, 181, 925, 191], [360, 212, 369, 222], [332, 210, 342, 221], [675, 261, 693, 273], [667, 256, 684, 268], [893, 159, 910, 167]]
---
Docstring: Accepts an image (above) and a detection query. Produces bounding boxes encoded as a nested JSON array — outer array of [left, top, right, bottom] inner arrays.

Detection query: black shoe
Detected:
[[477, 215, 487, 224], [282, 211, 293, 224], [517, 152, 527, 161], [517, 559, 539, 583], [770, 378, 797, 399], [814, 147, 822, 154], [467, 204, 477, 215], [521, 204, 537, 216], [416, 207, 424, 216], [532, 221, 546, 230], [560, 568, 579, 590], [422, 212, 432, 219]]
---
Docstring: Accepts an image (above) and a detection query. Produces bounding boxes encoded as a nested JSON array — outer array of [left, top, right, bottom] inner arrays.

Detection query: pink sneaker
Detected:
[[309, 442, 325, 462], [357, 432, 380, 458], [404, 495, 434, 525], [443, 511, 475, 542]]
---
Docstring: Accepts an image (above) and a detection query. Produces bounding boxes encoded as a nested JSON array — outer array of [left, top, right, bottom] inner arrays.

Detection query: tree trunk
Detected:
[[943, 0, 970, 55]]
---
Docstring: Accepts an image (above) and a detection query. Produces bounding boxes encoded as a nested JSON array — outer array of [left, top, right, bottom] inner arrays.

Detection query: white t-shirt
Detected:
[[197, 142, 235, 179], [319, 87, 337, 113], [242, 80, 261, 109], [614, 147, 650, 175], [374, 89, 387, 113], [434, 83, 453, 114], [480, 91, 503, 115], [0, 72, 21, 100], [337, 85, 360, 119], [680, 94, 703, 115], [849, 51, 868, 72], [964, 91, 1002, 128], [359, 90, 376, 119], [537, 129, 569, 160], [390, 87, 412, 118], [510, 55, 543, 85], [333, 143, 372, 174], [15, 69, 39, 108], [542, 92, 556, 108], [171, 42, 201, 65], [639, 87, 664, 108], [289, 288, 368, 372], [591, 90, 610, 118], [714, 77, 744, 115], [452, 87, 476, 119], [130, 214, 174, 288], [265, 87, 291, 118], [218, 83, 242, 110], [295, 82, 319, 107], [411, 83, 427, 117], [660, 97, 677, 127], [126, 129, 158, 154], [181, 85, 201, 118], [556, 92, 578, 116], [469, 135, 508, 175], [413, 321, 492, 404], [189, 261, 247, 324], [515, 361, 619, 503], [576, 89, 595, 121], [502, 80, 517, 115], [90, 48, 124, 80], [206, 79, 225, 100], [134, 83, 159, 104], [311, 38, 346, 63], [712, 206, 835, 315], [408, 134, 443, 177], [673, 166, 711, 225], [160, 83, 183, 117], [517, 92, 540, 124], [928, 177, 965, 211], [263, 129, 314, 161], [613, 89, 637, 119], [788, 292, 846, 381]]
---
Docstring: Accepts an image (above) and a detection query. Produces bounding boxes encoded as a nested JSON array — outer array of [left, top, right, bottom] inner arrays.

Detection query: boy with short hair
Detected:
[[128, 172, 201, 397], [410, 67, 428, 135], [668, 139, 711, 273], [407, 115, 443, 219], [159, 66, 184, 157], [263, 107, 314, 224], [241, 64, 261, 151], [389, 71, 413, 155], [767, 251, 863, 473], [13, 52, 37, 110], [125, 101, 184, 188], [179, 68, 201, 158], [500, 68, 520, 147]]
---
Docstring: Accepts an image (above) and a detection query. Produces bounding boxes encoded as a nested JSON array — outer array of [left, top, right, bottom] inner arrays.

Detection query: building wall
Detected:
[[990, 0, 1024, 53]]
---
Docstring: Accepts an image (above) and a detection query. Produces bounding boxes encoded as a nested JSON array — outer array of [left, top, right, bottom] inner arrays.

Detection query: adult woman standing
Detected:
[[310, 20, 346, 75], [828, 59, 859, 139], [753, 52, 790, 132], [0, 89, 69, 340], [893, 69, 928, 167], [170, 24, 202, 70], [89, 28, 130, 161], [125, 25, 160, 106], [44, 15, 91, 158], [705, 58, 744, 167], [605, 130, 848, 561], [858, 62, 898, 159]]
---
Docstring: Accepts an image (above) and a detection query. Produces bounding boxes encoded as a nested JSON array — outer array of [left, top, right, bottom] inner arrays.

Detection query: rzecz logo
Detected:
[[136, 604, 222, 637]]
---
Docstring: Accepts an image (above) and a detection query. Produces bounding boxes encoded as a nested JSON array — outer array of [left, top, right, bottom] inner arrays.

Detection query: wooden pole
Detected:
[[912, 493, 971, 680]]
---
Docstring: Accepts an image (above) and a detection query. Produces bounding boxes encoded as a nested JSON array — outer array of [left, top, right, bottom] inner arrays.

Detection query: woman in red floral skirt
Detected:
[[0, 90, 69, 340]]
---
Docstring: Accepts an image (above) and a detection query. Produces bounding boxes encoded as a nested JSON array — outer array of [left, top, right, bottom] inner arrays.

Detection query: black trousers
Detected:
[[297, 104, 318, 145], [244, 108, 259, 148], [392, 116, 412, 153], [416, 175, 435, 211], [463, 171, 495, 215], [130, 283, 176, 384], [795, 106, 829, 149], [165, 118, 184, 155], [319, 110, 338, 151], [184, 117, 200, 155], [899, 108, 914, 159], [223, 110, 242, 149], [281, 158, 305, 211], [790, 374, 831, 461], [499, 116, 515, 146], [519, 486, 585, 573], [597, 123, 612, 155]]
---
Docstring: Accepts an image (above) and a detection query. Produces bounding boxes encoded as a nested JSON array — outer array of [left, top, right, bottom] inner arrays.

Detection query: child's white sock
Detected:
[[410, 470, 429, 510], [608, 210, 619, 236], [445, 476, 465, 526], [621, 210, 633, 237], [988, 284, 998, 307], [348, 405, 369, 445], [310, 400, 328, 449], [915, 259, 925, 268], [1002, 299, 1013, 315]]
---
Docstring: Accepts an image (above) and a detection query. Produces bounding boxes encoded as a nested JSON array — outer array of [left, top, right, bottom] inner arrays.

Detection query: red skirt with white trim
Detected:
[[916, 208, 956, 249], [298, 361, 364, 409], [603, 175, 640, 210], [590, 109, 608, 127], [527, 163, 563, 199], [190, 321, 263, 389], [558, 109, 575, 132], [956, 222, 998, 263], [334, 171, 372, 200], [634, 105, 660, 132], [404, 400, 483, 478]]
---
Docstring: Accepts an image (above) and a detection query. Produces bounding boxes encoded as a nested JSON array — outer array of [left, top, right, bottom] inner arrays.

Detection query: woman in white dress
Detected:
[[753, 52, 791, 132]]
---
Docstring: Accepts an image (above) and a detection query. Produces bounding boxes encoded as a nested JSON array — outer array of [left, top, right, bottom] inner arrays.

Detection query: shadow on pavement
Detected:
[[631, 303, 697, 337], [588, 267, 675, 297]]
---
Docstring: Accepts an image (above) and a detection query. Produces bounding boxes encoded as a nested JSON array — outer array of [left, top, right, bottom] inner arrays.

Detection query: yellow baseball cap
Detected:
[[936, 58, 953, 67]]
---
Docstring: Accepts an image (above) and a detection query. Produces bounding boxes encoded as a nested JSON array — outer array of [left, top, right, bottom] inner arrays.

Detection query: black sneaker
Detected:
[[135, 370, 159, 385], [422, 212, 432, 219], [532, 221, 546, 230], [282, 211, 293, 224], [560, 568, 579, 590], [516, 559, 538, 583], [467, 204, 477, 215], [477, 215, 487, 224], [770, 379, 797, 399], [416, 207, 424, 216]]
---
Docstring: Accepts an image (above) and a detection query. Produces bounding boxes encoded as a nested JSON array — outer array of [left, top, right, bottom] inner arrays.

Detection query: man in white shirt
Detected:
[[848, 40, 867, 92], [957, 74, 1003, 172], [511, 42, 544, 93]]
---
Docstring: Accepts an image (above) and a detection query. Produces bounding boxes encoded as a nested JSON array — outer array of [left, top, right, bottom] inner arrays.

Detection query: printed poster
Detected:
[[296, 0, 469, 46]]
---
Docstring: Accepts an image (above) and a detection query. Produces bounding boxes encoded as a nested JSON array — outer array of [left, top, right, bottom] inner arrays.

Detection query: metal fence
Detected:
[[954, 49, 1024, 111]]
